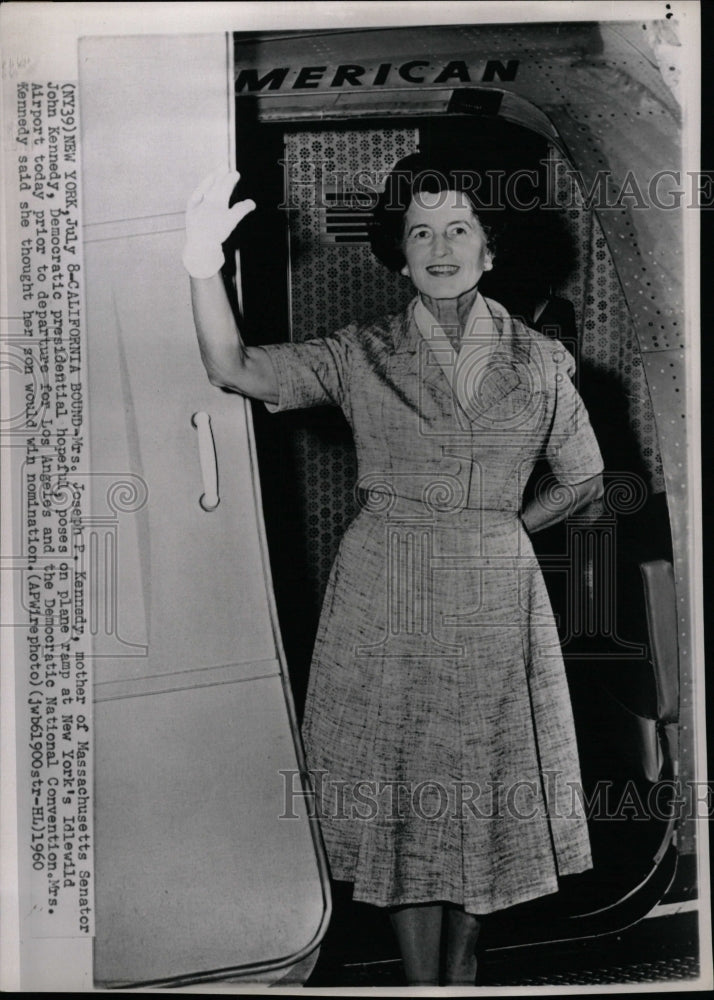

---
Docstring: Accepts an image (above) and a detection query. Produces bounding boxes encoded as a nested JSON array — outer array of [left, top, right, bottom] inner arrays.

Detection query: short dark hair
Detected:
[[369, 152, 504, 272]]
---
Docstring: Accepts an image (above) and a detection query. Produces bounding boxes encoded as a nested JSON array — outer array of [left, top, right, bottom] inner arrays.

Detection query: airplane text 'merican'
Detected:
[[236, 60, 520, 92]]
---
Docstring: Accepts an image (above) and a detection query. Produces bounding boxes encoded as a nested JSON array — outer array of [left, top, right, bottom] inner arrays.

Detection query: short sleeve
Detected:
[[545, 344, 604, 485], [261, 327, 355, 414]]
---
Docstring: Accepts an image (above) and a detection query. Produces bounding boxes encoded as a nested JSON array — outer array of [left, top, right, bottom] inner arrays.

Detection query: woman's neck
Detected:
[[420, 285, 480, 345]]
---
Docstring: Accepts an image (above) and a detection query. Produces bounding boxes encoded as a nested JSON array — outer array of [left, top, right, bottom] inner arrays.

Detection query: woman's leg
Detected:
[[443, 905, 482, 985], [388, 903, 443, 985]]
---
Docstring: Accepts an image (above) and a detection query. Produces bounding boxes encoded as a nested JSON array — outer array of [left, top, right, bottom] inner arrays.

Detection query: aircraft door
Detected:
[[79, 33, 330, 987]]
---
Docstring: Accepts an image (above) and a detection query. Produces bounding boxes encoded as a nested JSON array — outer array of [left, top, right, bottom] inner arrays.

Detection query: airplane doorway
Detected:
[[234, 108, 679, 960]]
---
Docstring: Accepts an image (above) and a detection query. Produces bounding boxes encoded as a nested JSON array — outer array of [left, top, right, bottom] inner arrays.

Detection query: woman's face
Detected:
[[400, 189, 493, 299]]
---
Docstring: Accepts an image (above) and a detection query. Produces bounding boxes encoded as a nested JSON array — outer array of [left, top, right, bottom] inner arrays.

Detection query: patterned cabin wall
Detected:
[[284, 128, 419, 606], [550, 147, 665, 495], [286, 127, 418, 336]]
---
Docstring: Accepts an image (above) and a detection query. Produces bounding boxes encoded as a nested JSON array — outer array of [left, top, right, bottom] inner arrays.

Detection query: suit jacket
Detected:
[[264, 295, 603, 514]]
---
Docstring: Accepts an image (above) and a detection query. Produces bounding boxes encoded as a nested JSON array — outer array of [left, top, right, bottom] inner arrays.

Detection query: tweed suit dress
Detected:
[[265, 293, 603, 915]]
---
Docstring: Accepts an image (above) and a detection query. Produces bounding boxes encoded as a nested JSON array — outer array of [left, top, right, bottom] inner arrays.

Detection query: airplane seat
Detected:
[[579, 558, 678, 787], [639, 559, 679, 778], [550, 556, 680, 917]]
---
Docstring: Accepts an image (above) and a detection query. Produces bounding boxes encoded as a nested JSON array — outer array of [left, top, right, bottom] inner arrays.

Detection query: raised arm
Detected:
[[183, 169, 279, 404]]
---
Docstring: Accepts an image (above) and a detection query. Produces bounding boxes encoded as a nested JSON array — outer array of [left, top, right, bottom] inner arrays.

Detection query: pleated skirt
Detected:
[[301, 500, 592, 914]]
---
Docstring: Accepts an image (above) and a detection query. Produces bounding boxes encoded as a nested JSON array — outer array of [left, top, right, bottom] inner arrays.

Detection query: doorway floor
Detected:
[[306, 910, 701, 988]]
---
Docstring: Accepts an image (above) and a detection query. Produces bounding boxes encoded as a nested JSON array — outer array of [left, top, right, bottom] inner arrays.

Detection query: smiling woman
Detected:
[[369, 153, 504, 275], [185, 150, 604, 985], [401, 190, 493, 299]]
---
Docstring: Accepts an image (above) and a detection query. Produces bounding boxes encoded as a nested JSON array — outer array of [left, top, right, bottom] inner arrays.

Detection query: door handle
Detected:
[[191, 411, 220, 511]]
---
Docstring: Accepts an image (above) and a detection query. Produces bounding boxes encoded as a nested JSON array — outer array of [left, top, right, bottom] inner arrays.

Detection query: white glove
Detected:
[[182, 168, 256, 279]]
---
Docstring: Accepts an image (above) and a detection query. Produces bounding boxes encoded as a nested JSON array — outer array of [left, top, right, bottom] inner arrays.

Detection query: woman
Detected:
[[183, 156, 604, 986]]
